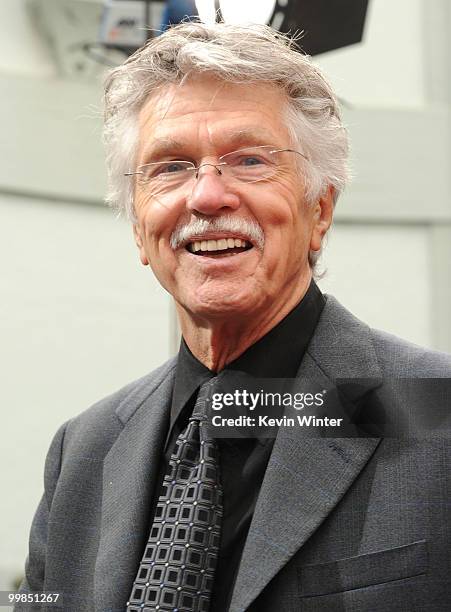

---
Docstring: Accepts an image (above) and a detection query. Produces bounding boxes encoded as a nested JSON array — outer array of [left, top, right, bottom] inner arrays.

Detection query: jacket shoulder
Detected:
[[74, 357, 177, 424], [320, 294, 451, 378], [370, 327, 451, 377], [61, 357, 177, 455]]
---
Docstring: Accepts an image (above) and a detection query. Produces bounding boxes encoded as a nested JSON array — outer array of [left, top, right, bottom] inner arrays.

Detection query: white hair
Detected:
[[103, 21, 350, 269]]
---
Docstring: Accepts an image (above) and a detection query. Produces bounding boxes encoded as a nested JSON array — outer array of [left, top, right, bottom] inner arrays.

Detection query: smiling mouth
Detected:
[[185, 237, 253, 257]]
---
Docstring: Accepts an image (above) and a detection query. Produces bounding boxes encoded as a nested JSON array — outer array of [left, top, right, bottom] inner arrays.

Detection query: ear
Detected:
[[309, 185, 335, 253], [133, 224, 149, 266]]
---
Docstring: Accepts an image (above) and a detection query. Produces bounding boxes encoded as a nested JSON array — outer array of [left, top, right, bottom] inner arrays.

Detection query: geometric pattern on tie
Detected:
[[127, 380, 222, 612]]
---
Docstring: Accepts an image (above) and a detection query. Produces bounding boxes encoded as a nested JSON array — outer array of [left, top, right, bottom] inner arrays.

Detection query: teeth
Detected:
[[189, 237, 250, 252]]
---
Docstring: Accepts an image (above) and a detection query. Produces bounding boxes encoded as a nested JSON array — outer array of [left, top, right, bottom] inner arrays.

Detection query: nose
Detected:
[[186, 164, 240, 216]]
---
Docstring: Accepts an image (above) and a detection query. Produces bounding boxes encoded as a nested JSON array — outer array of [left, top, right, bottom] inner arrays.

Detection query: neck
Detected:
[[176, 275, 312, 371]]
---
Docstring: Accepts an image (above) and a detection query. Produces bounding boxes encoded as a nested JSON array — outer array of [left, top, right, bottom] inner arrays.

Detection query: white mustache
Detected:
[[170, 216, 265, 250]]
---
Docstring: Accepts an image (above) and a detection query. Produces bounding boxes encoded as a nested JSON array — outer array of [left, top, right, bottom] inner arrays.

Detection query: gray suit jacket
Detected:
[[17, 296, 451, 611]]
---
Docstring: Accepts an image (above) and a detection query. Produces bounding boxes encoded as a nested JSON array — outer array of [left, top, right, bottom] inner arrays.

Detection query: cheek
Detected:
[[257, 186, 308, 244], [259, 202, 312, 273], [136, 196, 180, 250]]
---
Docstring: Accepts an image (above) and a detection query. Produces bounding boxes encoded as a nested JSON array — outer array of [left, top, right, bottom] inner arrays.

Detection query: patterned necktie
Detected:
[[126, 380, 222, 612]]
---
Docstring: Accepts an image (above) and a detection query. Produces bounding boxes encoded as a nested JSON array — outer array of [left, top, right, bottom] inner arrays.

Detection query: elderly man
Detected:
[[18, 22, 451, 612]]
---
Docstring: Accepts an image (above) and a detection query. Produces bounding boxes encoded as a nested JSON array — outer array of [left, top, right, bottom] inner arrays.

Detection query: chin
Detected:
[[179, 285, 263, 321]]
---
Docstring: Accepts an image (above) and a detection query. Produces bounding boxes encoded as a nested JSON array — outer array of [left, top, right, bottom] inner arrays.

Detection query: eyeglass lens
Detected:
[[138, 147, 282, 188]]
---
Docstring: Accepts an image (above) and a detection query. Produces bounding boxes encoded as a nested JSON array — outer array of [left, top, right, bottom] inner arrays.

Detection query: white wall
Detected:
[[318, 223, 432, 347], [0, 194, 171, 586], [0, 0, 55, 77], [312, 0, 451, 350], [315, 0, 426, 108]]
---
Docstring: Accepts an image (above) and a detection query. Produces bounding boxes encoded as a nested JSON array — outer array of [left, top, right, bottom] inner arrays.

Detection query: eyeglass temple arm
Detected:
[[271, 148, 308, 159]]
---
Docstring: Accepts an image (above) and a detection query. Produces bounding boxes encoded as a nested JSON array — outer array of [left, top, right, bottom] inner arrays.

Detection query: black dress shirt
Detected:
[[148, 280, 325, 611]]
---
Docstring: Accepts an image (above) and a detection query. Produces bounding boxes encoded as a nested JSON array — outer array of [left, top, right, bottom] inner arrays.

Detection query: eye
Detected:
[[228, 154, 270, 169], [141, 160, 191, 182], [161, 162, 187, 174], [241, 156, 265, 166], [224, 149, 274, 168]]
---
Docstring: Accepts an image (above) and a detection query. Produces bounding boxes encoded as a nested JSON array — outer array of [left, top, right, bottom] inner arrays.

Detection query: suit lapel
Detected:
[[230, 296, 383, 612], [94, 361, 177, 612]]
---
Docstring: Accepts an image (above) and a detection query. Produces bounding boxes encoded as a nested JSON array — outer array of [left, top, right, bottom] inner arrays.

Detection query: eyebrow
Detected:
[[141, 128, 279, 162], [219, 128, 279, 149], [140, 138, 187, 162]]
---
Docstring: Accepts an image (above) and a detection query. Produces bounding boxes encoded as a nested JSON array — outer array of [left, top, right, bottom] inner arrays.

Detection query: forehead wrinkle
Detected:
[[152, 74, 224, 125], [138, 80, 291, 160], [138, 83, 182, 137], [138, 85, 183, 160]]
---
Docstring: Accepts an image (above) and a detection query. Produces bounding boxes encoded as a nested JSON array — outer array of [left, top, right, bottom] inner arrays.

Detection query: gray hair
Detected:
[[103, 22, 350, 268]]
